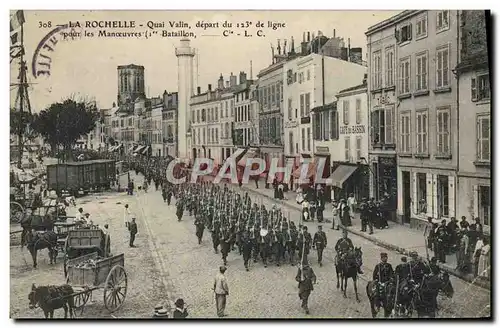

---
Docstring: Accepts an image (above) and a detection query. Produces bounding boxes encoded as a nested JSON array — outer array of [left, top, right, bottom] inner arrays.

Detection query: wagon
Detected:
[[66, 252, 127, 313]]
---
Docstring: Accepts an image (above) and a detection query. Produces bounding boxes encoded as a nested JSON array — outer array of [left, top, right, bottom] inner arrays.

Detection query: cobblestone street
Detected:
[[10, 173, 491, 318]]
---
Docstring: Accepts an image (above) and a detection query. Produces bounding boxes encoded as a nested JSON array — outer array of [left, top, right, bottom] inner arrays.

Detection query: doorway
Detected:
[[402, 171, 411, 224]]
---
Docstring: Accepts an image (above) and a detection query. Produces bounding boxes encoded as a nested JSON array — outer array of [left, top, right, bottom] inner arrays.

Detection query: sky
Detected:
[[10, 10, 400, 112]]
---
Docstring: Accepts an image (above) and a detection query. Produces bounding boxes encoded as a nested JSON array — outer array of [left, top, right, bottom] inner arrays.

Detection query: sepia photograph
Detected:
[[9, 9, 491, 319]]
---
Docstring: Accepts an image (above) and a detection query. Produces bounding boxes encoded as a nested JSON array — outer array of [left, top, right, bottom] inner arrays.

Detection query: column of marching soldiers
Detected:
[[127, 157, 450, 317]]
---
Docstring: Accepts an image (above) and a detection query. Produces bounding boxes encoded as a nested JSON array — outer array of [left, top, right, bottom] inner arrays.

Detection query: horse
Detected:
[[366, 279, 397, 318], [28, 283, 76, 318], [413, 272, 454, 318], [20, 213, 55, 248], [335, 247, 363, 302], [25, 230, 58, 268]]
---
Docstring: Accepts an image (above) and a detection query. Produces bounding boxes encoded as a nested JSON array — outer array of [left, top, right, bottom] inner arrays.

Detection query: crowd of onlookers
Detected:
[[427, 216, 490, 279]]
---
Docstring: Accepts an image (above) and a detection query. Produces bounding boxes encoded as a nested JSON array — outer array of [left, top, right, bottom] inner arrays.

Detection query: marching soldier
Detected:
[[297, 226, 312, 264], [312, 225, 327, 266], [270, 229, 281, 266], [211, 219, 221, 254], [176, 199, 184, 222], [259, 229, 270, 268], [250, 224, 259, 263], [241, 229, 253, 271], [194, 215, 205, 244], [295, 259, 317, 315], [166, 187, 173, 205], [395, 256, 410, 284], [220, 227, 231, 266], [287, 222, 299, 265]]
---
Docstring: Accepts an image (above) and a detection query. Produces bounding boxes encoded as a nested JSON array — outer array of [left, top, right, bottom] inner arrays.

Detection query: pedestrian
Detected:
[[427, 217, 435, 251], [473, 237, 484, 277], [456, 230, 469, 272], [347, 193, 356, 222], [472, 217, 483, 235], [124, 204, 131, 228], [478, 238, 490, 279], [213, 265, 229, 317], [459, 216, 470, 230], [173, 298, 188, 319], [295, 259, 317, 315], [128, 217, 138, 247], [331, 200, 339, 230], [435, 220, 448, 263], [102, 223, 111, 254], [312, 225, 327, 267]]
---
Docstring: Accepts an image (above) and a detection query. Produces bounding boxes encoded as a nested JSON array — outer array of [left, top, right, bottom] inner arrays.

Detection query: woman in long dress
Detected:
[[478, 238, 490, 279]]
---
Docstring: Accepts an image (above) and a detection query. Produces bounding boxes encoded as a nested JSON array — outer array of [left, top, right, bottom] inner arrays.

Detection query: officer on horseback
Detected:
[[372, 252, 394, 309], [408, 251, 431, 284], [335, 230, 363, 274]]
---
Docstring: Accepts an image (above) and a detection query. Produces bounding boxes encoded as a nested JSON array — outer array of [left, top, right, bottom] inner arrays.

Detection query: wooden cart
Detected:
[[66, 252, 127, 314]]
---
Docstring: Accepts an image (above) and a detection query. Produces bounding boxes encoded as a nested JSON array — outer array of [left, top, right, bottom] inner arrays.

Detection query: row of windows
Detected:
[[372, 44, 451, 93], [259, 116, 282, 145], [286, 68, 311, 85], [396, 11, 450, 46], [371, 106, 395, 146], [235, 104, 253, 123], [120, 73, 143, 93], [258, 82, 283, 109], [233, 128, 253, 146], [193, 127, 221, 146], [191, 100, 235, 124]]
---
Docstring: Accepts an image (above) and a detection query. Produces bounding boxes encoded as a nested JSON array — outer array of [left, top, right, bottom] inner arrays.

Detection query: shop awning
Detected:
[[134, 145, 146, 153], [292, 160, 316, 179], [328, 165, 357, 188], [237, 148, 259, 167], [108, 145, 117, 152], [141, 146, 150, 155], [128, 145, 136, 152]]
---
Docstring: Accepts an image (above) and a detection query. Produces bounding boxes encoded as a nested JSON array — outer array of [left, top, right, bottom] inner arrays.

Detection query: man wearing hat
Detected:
[[372, 252, 394, 309], [312, 225, 327, 267], [213, 266, 229, 317], [335, 230, 363, 274], [429, 257, 441, 275], [297, 226, 312, 264], [295, 259, 317, 314], [408, 251, 430, 283], [128, 217, 138, 247], [395, 256, 410, 284], [173, 298, 188, 318]]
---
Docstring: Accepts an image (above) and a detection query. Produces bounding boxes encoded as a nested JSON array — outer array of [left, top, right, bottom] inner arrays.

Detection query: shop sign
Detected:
[[315, 146, 330, 154], [339, 125, 366, 134]]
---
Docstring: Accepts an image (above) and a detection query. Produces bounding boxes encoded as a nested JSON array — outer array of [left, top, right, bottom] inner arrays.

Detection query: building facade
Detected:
[[321, 80, 370, 201], [162, 91, 178, 157], [233, 72, 255, 148], [456, 11, 490, 234]]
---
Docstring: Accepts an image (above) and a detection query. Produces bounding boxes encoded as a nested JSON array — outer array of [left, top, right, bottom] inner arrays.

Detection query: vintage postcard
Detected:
[[9, 10, 491, 319]]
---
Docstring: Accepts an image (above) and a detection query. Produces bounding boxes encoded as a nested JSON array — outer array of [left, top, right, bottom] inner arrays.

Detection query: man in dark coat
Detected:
[[173, 298, 188, 319], [220, 227, 231, 266], [241, 230, 253, 271], [166, 188, 173, 205], [211, 221, 221, 254], [295, 260, 317, 314], [408, 251, 430, 283], [435, 220, 449, 263], [176, 200, 184, 222], [194, 215, 205, 244], [128, 217, 138, 247], [372, 252, 394, 308], [395, 256, 410, 284], [312, 225, 327, 266]]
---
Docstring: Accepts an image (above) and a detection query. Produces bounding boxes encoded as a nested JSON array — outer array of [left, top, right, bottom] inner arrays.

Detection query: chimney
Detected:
[[303, 32, 305, 42], [225, 81, 230, 88], [230, 72, 237, 87], [333, 29, 336, 38], [208, 84, 212, 92], [197, 87, 201, 95], [239, 71, 247, 84], [307, 32, 310, 42], [291, 36, 295, 54], [218, 74, 224, 89], [283, 39, 287, 54], [277, 39, 281, 55]]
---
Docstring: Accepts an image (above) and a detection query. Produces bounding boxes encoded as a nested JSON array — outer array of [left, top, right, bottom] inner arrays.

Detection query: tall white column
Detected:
[[175, 38, 195, 160]]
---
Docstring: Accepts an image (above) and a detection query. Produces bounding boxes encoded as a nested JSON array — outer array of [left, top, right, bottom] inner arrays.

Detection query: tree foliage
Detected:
[[32, 98, 99, 159]]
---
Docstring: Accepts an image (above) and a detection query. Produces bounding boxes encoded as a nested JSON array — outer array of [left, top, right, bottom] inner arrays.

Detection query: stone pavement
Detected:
[[228, 178, 489, 290]]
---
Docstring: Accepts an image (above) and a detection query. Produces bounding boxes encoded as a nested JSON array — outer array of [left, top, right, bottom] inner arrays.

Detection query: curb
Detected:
[[240, 185, 491, 290]]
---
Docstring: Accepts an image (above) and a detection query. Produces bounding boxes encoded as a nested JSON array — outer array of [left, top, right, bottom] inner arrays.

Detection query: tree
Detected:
[[32, 97, 99, 161]]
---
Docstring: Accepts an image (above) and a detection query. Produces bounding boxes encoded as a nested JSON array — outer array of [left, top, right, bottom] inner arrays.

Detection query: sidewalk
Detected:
[[233, 179, 490, 290]]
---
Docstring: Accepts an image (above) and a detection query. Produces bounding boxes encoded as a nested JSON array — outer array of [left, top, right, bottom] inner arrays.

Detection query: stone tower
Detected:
[[117, 64, 145, 110], [175, 38, 195, 160]]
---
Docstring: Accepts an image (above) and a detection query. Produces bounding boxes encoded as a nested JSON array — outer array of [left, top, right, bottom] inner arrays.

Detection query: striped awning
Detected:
[[134, 145, 146, 153]]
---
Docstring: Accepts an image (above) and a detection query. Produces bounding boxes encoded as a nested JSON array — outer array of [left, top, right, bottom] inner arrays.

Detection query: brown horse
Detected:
[[28, 283, 76, 318], [335, 247, 363, 302], [25, 230, 58, 268]]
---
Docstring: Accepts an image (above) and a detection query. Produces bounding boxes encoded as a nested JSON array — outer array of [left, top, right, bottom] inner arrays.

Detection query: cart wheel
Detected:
[[104, 265, 127, 312], [10, 201, 25, 224], [74, 288, 91, 309]]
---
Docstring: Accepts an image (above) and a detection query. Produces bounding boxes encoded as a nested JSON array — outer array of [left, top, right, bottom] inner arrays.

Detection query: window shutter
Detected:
[[471, 77, 477, 101], [473, 185, 479, 219], [408, 24, 413, 40], [426, 173, 433, 218], [394, 27, 400, 43], [412, 172, 418, 214], [448, 176, 455, 218], [432, 174, 438, 218]]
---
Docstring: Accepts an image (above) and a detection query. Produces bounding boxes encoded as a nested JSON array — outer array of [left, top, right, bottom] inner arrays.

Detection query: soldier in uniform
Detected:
[[295, 259, 317, 315], [435, 220, 449, 263], [395, 256, 410, 284], [258, 228, 270, 268], [220, 227, 231, 266], [408, 251, 430, 284], [335, 230, 361, 272], [372, 252, 394, 309], [176, 199, 184, 222], [428, 257, 441, 275], [194, 214, 205, 245], [241, 229, 253, 271], [211, 219, 221, 254], [312, 225, 327, 266], [297, 226, 312, 264], [166, 187, 173, 205], [287, 222, 299, 265], [270, 228, 281, 266]]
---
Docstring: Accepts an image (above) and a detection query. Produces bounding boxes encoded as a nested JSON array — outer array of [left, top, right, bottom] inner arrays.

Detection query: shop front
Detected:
[[314, 146, 331, 201]]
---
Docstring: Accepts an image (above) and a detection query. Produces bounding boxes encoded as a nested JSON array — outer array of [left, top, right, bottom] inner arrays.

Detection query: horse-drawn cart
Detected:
[[66, 252, 127, 313], [64, 229, 111, 274]]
